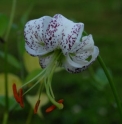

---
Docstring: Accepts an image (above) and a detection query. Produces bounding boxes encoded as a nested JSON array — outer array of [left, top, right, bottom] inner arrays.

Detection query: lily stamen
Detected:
[[46, 99, 64, 113], [18, 88, 24, 108], [13, 83, 24, 108], [34, 100, 40, 114], [13, 83, 20, 103]]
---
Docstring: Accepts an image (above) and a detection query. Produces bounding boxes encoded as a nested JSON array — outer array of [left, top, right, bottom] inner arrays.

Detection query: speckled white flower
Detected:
[[24, 14, 99, 73], [17, 14, 99, 112]]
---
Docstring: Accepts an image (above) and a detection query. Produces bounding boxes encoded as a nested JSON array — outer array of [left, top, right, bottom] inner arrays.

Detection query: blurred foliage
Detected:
[[0, 0, 122, 124]]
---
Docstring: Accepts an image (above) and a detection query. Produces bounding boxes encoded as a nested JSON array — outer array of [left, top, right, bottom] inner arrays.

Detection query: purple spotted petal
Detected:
[[70, 35, 99, 64], [59, 23, 84, 55], [62, 35, 99, 73], [63, 46, 99, 73], [70, 35, 95, 63], [24, 16, 52, 56], [45, 14, 84, 55], [39, 54, 53, 68], [44, 14, 62, 51], [71, 46, 99, 65], [62, 57, 88, 73], [70, 34, 94, 53]]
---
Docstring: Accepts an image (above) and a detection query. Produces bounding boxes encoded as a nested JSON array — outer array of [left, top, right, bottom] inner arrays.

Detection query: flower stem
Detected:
[[25, 108, 33, 124], [97, 55, 122, 122], [3, 0, 16, 124]]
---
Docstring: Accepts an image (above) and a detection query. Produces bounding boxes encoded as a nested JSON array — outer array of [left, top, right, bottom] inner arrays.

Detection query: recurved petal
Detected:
[[63, 46, 99, 73], [66, 54, 83, 68], [39, 54, 53, 68], [70, 35, 99, 65], [70, 34, 94, 53], [24, 16, 52, 56], [45, 14, 84, 55], [90, 46, 99, 63], [70, 46, 99, 66], [62, 57, 88, 73], [60, 21, 84, 55], [44, 14, 63, 51]]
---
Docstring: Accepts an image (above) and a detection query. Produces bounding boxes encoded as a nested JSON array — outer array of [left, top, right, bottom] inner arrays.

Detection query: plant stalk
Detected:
[[97, 55, 122, 122], [3, 0, 16, 124]]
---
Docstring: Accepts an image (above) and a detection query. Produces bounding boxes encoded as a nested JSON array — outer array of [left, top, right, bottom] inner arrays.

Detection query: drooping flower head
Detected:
[[13, 14, 99, 113]]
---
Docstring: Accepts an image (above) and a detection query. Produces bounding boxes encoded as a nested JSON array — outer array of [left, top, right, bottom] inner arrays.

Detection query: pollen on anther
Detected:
[[45, 105, 56, 113], [34, 100, 40, 114], [13, 83, 20, 103], [46, 99, 64, 113], [19, 88, 24, 108]]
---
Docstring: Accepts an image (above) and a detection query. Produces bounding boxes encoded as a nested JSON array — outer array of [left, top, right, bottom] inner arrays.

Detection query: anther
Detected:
[[18, 88, 24, 108], [13, 83, 20, 103], [34, 100, 40, 114], [46, 99, 64, 113], [13, 83, 24, 108]]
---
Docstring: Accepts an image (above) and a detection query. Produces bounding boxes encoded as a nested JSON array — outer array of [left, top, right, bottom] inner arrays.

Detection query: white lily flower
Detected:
[[13, 14, 99, 113], [24, 14, 99, 73]]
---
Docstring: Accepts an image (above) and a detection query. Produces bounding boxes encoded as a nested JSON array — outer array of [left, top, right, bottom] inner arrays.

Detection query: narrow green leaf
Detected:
[[0, 14, 9, 37], [17, 39, 25, 56], [0, 51, 21, 69], [0, 96, 21, 111]]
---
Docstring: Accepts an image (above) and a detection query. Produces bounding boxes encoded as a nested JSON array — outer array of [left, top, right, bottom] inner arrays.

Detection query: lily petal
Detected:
[[44, 14, 63, 51], [60, 21, 84, 55], [70, 35, 99, 65], [71, 34, 94, 53], [39, 54, 53, 68], [66, 54, 83, 68], [45, 14, 84, 55], [63, 46, 99, 73], [24, 16, 52, 56], [90, 46, 99, 63], [62, 58, 88, 73]]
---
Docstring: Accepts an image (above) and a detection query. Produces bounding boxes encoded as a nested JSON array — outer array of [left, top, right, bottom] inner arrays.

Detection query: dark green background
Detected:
[[0, 0, 122, 123]]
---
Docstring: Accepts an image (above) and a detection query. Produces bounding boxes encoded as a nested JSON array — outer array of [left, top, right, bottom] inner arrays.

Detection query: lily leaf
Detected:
[[0, 51, 21, 69], [20, 3, 34, 26], [0, 14, 9, 37], [91, 68, 109, 90], [0, 96, 22, 111], [17, 39, 25, 56]]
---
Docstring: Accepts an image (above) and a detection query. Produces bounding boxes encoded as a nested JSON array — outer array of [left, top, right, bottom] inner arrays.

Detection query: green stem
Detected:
[[4, 0, 16, 41], [25, 108, 33, 124], [3, 1, 16, 124], [97, 55, 122, 122], [26, 108, 33, 124], [2, 112, 8, 124]]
